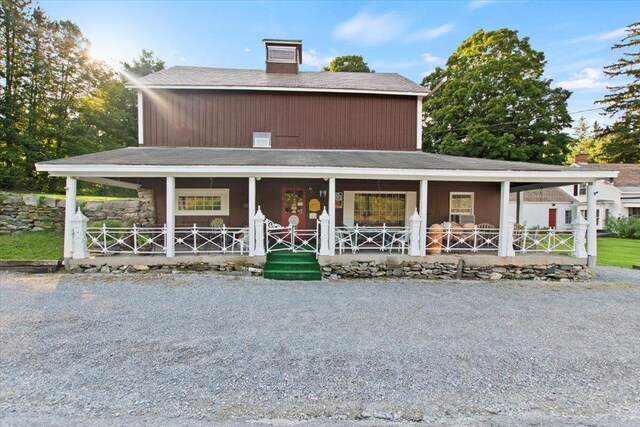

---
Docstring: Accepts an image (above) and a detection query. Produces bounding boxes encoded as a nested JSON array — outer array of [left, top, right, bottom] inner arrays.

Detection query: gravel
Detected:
[[1, 270, 639, 426]]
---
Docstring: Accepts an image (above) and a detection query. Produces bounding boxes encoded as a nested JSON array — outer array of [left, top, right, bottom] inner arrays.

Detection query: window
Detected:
[[253, 132, 271, 148], [605, 209, 611, 227], [630, 207, 640, 217], [175, 189, 229, 216], [353, 193, 406, 226], [574, 184, 587, 196], [580, 209, 587, 219], [564, 210, 573, 224], [596, 209, 600, 227], [449, 192, 474, 223]]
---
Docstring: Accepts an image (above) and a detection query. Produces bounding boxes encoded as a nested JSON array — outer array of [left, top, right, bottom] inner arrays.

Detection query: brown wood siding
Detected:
[[143, 90, 418, 151], [427, 182, 501, 226]]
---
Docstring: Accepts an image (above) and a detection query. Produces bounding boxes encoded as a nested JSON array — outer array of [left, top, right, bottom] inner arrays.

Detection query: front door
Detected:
[[548, 208, 557, 228], [281, 187, 306, 229]]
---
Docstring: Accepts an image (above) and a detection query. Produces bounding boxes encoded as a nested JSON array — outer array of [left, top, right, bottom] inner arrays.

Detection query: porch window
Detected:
[[353, 193, 406, 226], [449, 192, 474, 223], [175, 189, 230, 216]]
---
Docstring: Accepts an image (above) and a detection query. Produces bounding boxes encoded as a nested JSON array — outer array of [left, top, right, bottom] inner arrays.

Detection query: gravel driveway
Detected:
[[1, 269, 639, 426]]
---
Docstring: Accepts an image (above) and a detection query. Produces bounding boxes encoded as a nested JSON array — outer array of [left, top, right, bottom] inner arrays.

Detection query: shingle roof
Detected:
[[509, 187, 578, 203], [576, 163, 640, 187], [125, 66, 430, 95], [40, 147, 576, 171]]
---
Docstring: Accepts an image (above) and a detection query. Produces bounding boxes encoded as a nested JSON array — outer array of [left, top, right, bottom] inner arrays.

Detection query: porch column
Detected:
[[248, 177, 256, 256], [587, 183, 597, 269], [516, 191, 524, 224], [419, 179, 428, 256], [328, 178, 336, 255], [63, 176, 77, 264], [498, 181, 515, 257], [166, 176, 175, 258]]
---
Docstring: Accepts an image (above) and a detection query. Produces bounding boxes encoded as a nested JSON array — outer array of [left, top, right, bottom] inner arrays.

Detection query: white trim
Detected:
[[586, 184, 597, 268], [449, 192, 474, 222], [419, 179, 428, 256], [36, 163, 618, 182], [416, 97, 423, 150], [64, 177, 77, 260], [174, 188, 230, 216], [498, 181, 512, 257], [248, 177, 256, 256], [123, 84, 429, 98], [137, 91, 144, 145], [329, 178, 336, 256], [166, 177, 175, 258], [343, 190, 417, 227]]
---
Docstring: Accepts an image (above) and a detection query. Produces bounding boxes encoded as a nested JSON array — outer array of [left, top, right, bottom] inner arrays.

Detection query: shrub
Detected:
[[606, 215, 640, 239]]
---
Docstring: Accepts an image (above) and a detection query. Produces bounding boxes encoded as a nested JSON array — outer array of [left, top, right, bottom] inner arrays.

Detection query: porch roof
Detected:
[[36, 147, 618, 183]]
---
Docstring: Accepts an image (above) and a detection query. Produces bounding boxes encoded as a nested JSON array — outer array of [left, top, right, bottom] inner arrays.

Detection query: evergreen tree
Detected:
[[322, 55, 373, 72]]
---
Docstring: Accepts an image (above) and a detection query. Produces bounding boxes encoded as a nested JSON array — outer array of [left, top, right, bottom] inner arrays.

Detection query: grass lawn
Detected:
[[597, 237, 640, 268], [0, 231, 64, 260]]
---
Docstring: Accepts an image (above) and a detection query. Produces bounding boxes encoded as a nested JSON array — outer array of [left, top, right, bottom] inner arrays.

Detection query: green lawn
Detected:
[[597, 237, 640, 268], [0, 230, 64, 260]]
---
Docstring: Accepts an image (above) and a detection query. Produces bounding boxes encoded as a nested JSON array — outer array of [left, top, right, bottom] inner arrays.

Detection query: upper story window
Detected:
[[574, 184, 587, 196], [267, 46, 298, 63], [176, 189, 229, 216], [449, 192, 474, 223]]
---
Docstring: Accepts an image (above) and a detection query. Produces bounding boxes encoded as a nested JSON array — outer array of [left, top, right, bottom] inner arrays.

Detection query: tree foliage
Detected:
[[566, 117, 611, 164], [421, 28, 572, 164], [596, 22, 640, 163], [0, 1, 164, 192], [322, 55, 373, 72]]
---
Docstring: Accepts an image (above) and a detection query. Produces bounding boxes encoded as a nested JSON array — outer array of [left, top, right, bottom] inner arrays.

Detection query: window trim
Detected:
[[175, 188, 230, 216], [449, 192, 475, 222], [564, 210, 573, 224]]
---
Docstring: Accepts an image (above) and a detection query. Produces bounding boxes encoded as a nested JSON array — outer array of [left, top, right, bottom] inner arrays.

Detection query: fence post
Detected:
[[254, 206, 266, 256], [409, 208, 422, 256], [71, 208, 89, 259], [505, 217, 516, 257], [319, 207, 331, 256], [572, 213, 588, 258]]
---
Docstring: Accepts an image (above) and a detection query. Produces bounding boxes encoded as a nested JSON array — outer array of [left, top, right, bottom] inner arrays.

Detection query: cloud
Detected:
[[468, 0, 496, 10], [244, 47, 251, 53], [421, 53, 442, 64], [303, 49, 335, 68], [557, 67, 606, 90], [333, 11, 406, 45], [406, 23, 454, 42], [566, 27, 627, 44]]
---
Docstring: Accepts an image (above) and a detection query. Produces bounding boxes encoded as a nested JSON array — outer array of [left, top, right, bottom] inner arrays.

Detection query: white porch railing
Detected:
[[265, 219, 319, 254], [335, 224, 409, 254], [512, 227, 575, 255], [86, 224, 167, 255], [427, 225, 500, 253], [174, 224, 250, 254]]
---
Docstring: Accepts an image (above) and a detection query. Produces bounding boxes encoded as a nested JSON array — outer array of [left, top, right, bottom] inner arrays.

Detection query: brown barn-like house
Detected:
[[36, 39, 615, 278]]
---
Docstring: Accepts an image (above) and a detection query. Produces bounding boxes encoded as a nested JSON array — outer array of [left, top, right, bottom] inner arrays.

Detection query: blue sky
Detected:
[[41, 0, 638, 128]]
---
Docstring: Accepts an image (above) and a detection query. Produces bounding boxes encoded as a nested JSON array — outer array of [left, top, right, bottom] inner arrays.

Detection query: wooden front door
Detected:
[[548, 208, 557, 228], [281, 187, 306, 229]]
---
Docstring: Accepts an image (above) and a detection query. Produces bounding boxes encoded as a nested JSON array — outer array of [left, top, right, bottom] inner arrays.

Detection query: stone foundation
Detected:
[[71, 260, 264, 276], [0, 189, 154, 234]]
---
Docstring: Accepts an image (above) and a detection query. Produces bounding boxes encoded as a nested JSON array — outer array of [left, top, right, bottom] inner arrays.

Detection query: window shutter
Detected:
[[573, 185, 578, 196]]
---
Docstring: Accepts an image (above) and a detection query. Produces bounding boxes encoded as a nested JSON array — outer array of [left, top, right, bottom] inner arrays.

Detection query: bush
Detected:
[[606, 215, 640, 239]]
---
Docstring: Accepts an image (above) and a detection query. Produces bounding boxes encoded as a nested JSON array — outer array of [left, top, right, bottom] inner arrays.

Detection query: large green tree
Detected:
[[322, 55, 373, 72], [421, 28, 572, 164], [596, 22, 640, 163]]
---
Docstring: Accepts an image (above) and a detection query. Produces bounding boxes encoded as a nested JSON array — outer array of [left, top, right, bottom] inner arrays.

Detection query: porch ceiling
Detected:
[[36, 147, 618, 183]]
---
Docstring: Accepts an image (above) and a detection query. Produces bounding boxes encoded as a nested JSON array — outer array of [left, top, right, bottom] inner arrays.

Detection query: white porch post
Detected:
[[166, 177, 175, 258], [498, 181, 515, 257], [328, 178, 336, 256], [419, 179, 428, 256], [63, 177, 77, 264], [319, 207, 331, 256], [587, 183, 597, 269], [248, 177, 256, 256], [71, 208, 89, 259], [254, 206, 266, 256], [516, 191, 524, 224]]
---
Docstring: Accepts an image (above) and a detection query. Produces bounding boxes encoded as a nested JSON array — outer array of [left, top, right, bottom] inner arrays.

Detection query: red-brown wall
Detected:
[[142, 90, 418, 151]]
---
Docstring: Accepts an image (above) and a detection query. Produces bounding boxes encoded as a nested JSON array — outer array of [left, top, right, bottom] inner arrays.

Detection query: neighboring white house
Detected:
[[510, 161, 640, 231]]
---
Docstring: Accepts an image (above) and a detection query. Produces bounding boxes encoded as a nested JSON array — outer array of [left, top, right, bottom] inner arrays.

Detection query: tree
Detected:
[[322, 55, 373, 72], [566, 117, 610, 164], [595, 22, 640, 163], [122, 49, 165, 78], [421, 28, 572, 164]]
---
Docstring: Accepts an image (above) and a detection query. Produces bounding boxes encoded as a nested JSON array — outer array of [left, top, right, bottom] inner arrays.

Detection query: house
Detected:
[[36, 39, 617, 277], [510, 158, 639, 231]]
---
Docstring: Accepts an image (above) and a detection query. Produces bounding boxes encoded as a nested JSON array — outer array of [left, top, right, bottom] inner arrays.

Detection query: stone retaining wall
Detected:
[[0, 189, 154, 234], [71, 260, 264, 276]]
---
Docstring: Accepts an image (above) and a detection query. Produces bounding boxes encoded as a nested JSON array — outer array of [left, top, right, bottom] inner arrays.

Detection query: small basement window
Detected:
[[176, 189, 229, 216], [253, 132, 271, 148]]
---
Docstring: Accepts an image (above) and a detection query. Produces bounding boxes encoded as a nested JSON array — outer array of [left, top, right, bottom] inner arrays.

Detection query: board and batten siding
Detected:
[[142, 90, 418, 151]]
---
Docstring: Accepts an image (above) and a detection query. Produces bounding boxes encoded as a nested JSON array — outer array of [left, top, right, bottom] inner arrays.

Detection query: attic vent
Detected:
[[267, 46, 298, 63], [253, 132, 271, 148]]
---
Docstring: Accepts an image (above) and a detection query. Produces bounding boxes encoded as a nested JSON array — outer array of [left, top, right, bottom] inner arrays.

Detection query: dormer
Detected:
[[263, 39, 303, 74]]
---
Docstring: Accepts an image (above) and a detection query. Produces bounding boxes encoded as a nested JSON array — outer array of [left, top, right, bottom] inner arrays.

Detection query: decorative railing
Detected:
[[512, 227, 575, 255], [427, 225, 500, 253], [335, 225, 410, 254], [174, 224, 250, 254], [266, 223, 319, 254], [86, 224, 167, 255]]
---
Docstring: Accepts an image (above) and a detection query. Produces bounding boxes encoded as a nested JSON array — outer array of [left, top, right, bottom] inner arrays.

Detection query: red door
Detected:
[[281, 188, 306, 229], [548, 208, 557, 228]]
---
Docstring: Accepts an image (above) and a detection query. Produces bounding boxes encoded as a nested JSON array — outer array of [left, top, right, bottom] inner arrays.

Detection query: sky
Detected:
[[40, 0, 639, 129]]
